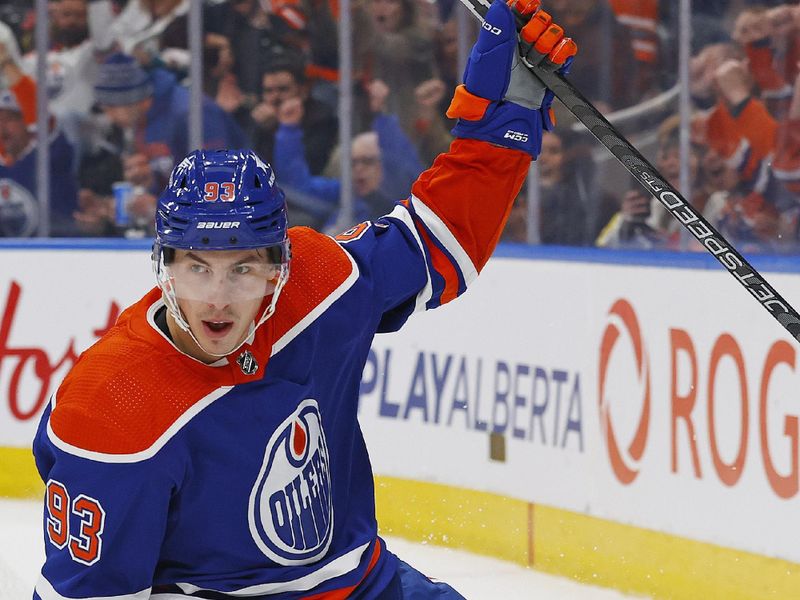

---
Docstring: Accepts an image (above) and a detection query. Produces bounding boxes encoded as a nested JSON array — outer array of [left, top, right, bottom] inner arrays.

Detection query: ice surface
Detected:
[[0, 498, 644, 599]]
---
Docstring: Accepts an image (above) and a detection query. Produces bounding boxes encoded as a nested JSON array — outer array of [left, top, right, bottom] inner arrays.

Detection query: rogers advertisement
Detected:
[[2, 248, 800, 564]]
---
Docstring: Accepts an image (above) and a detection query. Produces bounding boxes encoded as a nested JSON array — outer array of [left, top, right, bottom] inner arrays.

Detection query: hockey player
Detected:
[[32, 1, 576, 597]]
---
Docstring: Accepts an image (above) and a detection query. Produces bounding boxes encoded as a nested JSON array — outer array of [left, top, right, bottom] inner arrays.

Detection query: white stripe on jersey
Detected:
[[36, 575, 150, 600], [46, 386, 233, 463], [174, 540, 371, 596], [385, 203, 434, 312], [410, 195, 479, 287]]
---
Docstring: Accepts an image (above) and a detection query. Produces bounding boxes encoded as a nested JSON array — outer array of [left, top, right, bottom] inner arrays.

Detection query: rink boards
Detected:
[[1, 241, 799, 599]]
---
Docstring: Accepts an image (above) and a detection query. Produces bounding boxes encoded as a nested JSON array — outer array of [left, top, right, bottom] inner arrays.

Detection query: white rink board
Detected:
[[359, 258, 800, 564], [2, 247, 800, 565], [0, 248, 151, 446]]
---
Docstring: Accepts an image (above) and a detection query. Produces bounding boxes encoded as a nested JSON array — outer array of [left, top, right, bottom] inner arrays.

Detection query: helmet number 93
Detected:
[[204, 181, 236, 202]]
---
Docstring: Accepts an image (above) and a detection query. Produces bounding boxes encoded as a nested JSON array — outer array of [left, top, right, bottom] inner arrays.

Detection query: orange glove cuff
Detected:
[[446, 84, 492, 121]]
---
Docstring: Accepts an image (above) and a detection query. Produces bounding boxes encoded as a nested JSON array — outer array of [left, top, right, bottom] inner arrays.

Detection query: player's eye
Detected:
[[190, 264, 209, 274], [232, 264, 251, 275]]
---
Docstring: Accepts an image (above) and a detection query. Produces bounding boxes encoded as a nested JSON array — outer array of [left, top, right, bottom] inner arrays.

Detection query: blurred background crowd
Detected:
[[0, 0, 799, 255]]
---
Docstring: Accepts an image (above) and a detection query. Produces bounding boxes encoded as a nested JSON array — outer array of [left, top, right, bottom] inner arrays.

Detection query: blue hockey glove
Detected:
[[446, 0, 577, 158]]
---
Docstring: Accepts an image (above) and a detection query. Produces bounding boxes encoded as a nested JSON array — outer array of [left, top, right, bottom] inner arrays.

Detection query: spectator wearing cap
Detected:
[[93, 52, 247, 185], [0, 49, 79, 237]]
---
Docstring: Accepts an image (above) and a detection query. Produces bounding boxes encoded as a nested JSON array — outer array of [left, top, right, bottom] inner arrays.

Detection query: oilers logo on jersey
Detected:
[[248, 399, 334, 565]]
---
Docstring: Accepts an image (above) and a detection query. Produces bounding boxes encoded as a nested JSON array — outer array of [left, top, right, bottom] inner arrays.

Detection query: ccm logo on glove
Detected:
[[504, 130, 529, 142]]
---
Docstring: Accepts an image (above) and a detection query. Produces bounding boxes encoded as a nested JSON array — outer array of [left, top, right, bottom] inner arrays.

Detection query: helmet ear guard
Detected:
[[152, 149, 291, 357]]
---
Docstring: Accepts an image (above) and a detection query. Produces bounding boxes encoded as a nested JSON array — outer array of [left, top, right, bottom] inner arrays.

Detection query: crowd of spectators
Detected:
[[586, 0, 800, 254], [0, 0, 462, 237], [1, 0, 799, 256]]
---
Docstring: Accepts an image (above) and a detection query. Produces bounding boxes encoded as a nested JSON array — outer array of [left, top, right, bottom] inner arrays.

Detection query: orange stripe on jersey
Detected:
[[609, 0, 658, 63], [303, 539, 382, 600], [415, 217, 460, 305], [411, 139, 529, 272]]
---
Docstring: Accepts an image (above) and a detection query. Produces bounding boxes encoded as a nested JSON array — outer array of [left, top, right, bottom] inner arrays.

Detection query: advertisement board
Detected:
[[357, 258, 800, 564], [2, 245, 799, 568]]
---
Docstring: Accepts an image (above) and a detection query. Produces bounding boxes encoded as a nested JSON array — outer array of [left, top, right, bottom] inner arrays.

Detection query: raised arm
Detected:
[[407, 0, 576, 271], [335, 0, 576, 327]]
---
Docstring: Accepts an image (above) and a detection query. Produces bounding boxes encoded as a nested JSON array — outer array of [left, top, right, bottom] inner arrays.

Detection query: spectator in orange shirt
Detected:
[[731, 4, 800, 120], [705, 58, 777, 191]]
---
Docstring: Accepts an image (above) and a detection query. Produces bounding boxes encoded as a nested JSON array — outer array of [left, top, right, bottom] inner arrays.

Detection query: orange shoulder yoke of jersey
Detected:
[[271, 226, 355, 345], [50, 227, 354, 457], [49, 289, 233, 456]]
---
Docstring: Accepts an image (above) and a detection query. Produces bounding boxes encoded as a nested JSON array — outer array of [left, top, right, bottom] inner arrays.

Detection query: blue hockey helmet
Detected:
[[152, 149, 291, 357], [155, 148, 288, 251]]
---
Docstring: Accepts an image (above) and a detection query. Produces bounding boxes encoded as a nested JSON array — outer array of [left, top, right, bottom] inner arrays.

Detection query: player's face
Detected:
[[167, 248, 280, 362]]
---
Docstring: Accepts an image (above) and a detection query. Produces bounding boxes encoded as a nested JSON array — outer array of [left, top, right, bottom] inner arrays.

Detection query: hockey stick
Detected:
[[457, 0, 800, 343]]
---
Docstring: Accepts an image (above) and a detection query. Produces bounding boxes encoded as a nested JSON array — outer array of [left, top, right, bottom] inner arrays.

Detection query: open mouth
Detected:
[[202, 320, 234, 339]]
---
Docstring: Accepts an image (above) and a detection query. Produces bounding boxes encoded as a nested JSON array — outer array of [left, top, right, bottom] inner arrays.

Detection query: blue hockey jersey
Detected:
[[32, 138, 531, 599]]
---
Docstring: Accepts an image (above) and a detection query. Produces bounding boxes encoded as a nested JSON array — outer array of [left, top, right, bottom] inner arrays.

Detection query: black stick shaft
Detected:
[[460, 0, 800, 343]]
